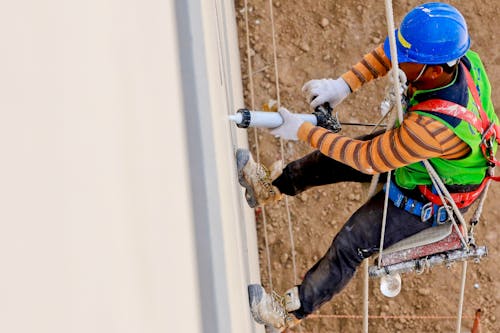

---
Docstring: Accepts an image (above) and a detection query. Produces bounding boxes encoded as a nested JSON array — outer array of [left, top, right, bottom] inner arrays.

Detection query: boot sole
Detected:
[[236, 149, 257, 208]]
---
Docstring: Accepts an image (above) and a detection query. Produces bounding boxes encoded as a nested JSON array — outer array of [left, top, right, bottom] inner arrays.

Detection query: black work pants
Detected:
[[272, 149, 433, 318]]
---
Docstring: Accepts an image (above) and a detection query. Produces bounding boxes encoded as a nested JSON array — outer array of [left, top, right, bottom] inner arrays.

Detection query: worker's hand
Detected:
[[270, 107, 304, 141], [302, 78, 351, 109]]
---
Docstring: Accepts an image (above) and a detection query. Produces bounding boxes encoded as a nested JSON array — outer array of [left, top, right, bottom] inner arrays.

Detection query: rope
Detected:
[[267, 0, 299, 286], [471, 179, 491, 223], [265, 3, 303, 332], [470, 167, 493, 227], [379, 4, 477, 333], [309, 314, 475, 320], [384, 1, 405, 124], [421, 158, 490, 333], [267, 0, 300, 290], [360, 38, 402, 333], [423, 160, 469, 249], [362, 261, 369, 333], [268, 0, 281, 108], [243, 0, 302, 321], [243, 0, 274, 291], [376, 4, 477, 333], [469, 175, 491, 245], [361, 91, 399, 331], [456, 261, 468, 333], [377, 171, 392, 269], [376, 0, 406, 271]]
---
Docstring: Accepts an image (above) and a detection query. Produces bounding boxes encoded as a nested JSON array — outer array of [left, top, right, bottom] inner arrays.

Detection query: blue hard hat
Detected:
[[383, 2, 470, 64]]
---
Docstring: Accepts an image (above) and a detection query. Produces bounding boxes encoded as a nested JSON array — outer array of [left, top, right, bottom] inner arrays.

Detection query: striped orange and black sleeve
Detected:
[[297, 113, 470, 174], [341, 44, 391, 92]]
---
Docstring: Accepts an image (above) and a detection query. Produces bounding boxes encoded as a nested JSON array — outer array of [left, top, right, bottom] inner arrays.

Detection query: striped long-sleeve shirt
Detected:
[[297, 45, 470, 174], [298, 113, 469, 175], [341, 45, 391, 92]]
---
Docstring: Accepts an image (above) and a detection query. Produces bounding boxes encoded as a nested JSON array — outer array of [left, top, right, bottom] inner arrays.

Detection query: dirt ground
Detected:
[[234, 1, 500, 332]]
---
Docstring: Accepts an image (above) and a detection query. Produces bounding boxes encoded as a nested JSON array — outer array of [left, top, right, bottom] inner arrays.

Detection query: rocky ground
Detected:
[[235, 0, 500, 332]]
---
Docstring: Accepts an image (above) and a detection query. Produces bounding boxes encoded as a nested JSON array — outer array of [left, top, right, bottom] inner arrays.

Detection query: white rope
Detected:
[[245, 4, 303, 328], [384, 1, 405, 124], [363, 1, 406, 329], [421, 162, 472, 333], [471, 167, 493, 226], [456, 261, 468, 333], [265, 4, 304, 333], [379, 5, 477, 333], [268, 0, 281, 109], [377, 0, 405, 270], [471, 179, 490, 223], [363, 174, 379, 333], [267, 0, 300, 290], [243, 0, 274, 291], [377, 171, 392, 269], [468, 176, 491, 246], [423, 160, 469, 249], [363, 125, 387, 333], [377, 6, 469, 333], [362, 261, 369, 333]]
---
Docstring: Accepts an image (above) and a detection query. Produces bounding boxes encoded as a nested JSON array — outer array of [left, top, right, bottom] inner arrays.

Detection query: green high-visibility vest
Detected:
[[395, 51, 499, 189]]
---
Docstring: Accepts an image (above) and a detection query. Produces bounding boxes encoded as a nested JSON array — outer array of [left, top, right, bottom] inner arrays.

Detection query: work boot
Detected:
[[248, 284, 301, 331], [284, 286, 301, 312], [236, 149, 282, 208]]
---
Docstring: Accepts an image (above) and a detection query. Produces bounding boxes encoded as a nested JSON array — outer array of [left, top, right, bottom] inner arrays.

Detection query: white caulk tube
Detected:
[[228, 108, 317, 128]]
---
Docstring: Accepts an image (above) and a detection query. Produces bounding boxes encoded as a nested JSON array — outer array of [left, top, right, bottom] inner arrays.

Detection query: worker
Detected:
[[237, 2, 499, 331]]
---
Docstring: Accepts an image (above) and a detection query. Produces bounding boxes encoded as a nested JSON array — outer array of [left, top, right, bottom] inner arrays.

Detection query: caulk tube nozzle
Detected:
[[233, 108, 252, 128], [228, 113, 242, 124]]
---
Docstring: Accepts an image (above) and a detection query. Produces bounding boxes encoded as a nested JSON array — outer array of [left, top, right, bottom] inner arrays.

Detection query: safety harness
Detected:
[[387, 63, 500, 224]]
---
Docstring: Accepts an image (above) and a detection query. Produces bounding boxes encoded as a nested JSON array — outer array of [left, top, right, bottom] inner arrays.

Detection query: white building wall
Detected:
[[0, 0, 261, 332]]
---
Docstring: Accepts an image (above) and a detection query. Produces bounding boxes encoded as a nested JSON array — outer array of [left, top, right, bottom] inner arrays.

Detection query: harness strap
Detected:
[[418, 175, 500, 208], [411, 99, 484, 133], [418, 178, 483, 208], [384, 180, 448, 224], [462, 63, 493, 134], [409, 63, 500, 166]]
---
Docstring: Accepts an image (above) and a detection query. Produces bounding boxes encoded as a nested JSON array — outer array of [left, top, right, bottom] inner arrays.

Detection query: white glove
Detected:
[[269, 107, 304, 141], [302, 77, 351, 109]]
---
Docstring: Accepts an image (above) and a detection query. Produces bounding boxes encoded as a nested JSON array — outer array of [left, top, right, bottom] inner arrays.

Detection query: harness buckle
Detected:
[[436, 205, 450, 224], [420, 202, 433, 222]]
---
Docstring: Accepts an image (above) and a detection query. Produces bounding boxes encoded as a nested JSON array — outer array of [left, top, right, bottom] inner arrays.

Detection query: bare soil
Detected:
[[235, 1, 500, 332]]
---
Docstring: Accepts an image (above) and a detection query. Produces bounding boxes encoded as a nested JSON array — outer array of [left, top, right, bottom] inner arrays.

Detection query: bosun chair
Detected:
[[368, 220, 487, 279]]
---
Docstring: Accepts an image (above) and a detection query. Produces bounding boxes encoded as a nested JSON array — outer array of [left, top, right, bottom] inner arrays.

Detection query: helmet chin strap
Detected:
[[412, 64, 428, 83]]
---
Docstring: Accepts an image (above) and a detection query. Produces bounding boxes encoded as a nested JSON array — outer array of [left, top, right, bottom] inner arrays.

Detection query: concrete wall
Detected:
[[0, 0, 261, 332]]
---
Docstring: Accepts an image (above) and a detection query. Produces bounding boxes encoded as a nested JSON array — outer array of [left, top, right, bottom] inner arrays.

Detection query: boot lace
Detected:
[[256, 164, 277, 197], [270, 291, 287, 317]]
